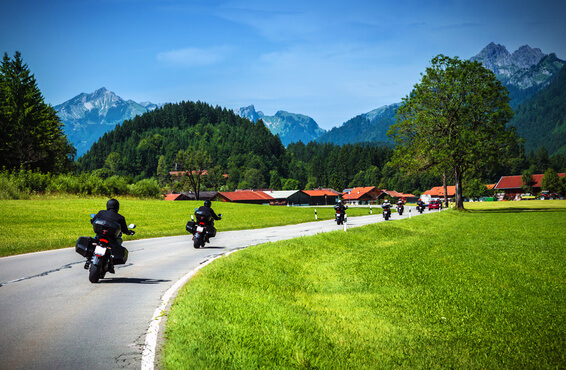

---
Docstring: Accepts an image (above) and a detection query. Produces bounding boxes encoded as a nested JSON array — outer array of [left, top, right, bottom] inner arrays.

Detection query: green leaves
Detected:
[[389, 54, 520, 208], [0, 52, 75, 173]]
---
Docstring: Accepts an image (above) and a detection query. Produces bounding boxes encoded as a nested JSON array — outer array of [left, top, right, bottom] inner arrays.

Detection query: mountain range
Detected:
[[55, 42, 565, 157], [54, 88, 160, 156], [234, 105, 326, 146]]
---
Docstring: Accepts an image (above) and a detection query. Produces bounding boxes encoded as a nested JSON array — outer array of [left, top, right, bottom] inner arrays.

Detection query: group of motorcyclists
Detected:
[[85, 195, 427, 279]]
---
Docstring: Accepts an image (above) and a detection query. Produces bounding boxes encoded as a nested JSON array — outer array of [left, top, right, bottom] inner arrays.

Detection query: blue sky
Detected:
[[1, 0, 565, 130]]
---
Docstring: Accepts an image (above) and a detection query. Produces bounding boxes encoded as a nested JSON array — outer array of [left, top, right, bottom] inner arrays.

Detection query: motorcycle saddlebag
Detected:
[[206, 227, 217, 238], [92, 218, 121, 238], [111, 245, 129, 265], [186, 220, 197, 234], [76, 237, 95, 258]]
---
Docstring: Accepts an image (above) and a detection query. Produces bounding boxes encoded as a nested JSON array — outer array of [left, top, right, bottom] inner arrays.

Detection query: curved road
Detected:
[[0, 208, 432, 369]]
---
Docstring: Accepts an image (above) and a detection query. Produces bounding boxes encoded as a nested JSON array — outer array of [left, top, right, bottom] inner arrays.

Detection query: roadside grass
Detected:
[[0, 196, 371, 257], [162, 200, 566, 368]]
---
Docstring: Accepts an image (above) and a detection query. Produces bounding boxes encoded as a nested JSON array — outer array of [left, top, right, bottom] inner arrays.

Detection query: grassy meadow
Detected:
[[0, 196, 372, 257], [162, 200, 566, 368]]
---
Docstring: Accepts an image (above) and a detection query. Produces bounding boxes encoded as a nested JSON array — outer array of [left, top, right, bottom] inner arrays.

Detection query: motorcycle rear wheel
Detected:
[[89, 264, 101, 283], [193, 234, 201, 249]]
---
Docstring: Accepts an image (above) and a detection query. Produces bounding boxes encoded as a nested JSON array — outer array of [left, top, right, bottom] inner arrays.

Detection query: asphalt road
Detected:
[[0, 207, 433, 369]]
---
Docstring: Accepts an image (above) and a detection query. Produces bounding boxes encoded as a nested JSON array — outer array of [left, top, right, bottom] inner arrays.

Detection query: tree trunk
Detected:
[[454, 166, 464, 209]]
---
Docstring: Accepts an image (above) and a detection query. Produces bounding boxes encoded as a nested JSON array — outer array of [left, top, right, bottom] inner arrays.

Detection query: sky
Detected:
[[1, 0, 565, 130]]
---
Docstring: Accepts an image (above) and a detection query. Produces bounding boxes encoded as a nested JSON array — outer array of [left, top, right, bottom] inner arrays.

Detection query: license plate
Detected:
[[196, 226, 204, 233], [94, 245, 106, 256]]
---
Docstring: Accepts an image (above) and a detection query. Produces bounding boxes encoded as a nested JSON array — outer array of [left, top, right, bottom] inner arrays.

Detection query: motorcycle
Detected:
[[416, 203, 425, 214], [186, 209, 222, 248], [76, 215, 136, 283], [382, 203, 392, 220], [334, 205, 348, 225], [396, 202, 404, 216]]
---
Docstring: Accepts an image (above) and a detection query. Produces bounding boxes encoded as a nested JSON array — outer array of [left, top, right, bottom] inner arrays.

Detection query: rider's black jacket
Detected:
[[334, 203, 346, 213], [197, 205, 221, 225], [93, 209, 131, 235]]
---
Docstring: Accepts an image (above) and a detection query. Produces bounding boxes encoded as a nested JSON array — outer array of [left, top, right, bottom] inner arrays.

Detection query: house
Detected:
[[303, 189, 341, 205], [421, 186, 456, 203], [163, 192, 219, 201], [342, 186, 382, 205], [183, 191, 219, 201], [163, 193, 191, 201], [217, 190, 274, 204], [263, 190, 311, 206], [494, 173, 565, 199], [379, 190, 418, 203]]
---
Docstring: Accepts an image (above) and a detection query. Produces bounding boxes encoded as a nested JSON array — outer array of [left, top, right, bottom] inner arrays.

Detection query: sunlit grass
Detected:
[[162, 200, 566, 368], [0, 196, 371, 257]]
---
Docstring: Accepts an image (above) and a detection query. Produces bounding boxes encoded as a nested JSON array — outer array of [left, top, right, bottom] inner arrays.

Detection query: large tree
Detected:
[[175, 147, 212, 199], [388, 54, 520, 209], [0, 52, 75, 173]]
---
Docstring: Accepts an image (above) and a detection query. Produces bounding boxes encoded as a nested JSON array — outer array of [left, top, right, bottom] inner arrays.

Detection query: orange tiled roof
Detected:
[[343, 187, 378, 200], [303, 189, 339, 197], [219, 190, 274, 201], [164, 193, 182, 201], [423, 186, 456, 197]]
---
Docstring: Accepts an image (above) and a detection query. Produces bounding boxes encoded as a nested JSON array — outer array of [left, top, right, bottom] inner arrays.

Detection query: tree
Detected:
[[521, 170, 535, 194], [540, 167, 563, 193], [175, 147, 211, 199], [156, 155, 169, 186], [388, 54, 519, 209], [0, 52, 75, 173]]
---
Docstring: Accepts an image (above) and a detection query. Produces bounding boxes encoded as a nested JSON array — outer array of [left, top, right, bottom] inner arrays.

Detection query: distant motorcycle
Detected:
[[396, 202, 404, 216], [186, 209, 222, 248], [76, 215, 136, 283], [416, 202, 425, 214], [382, 203, 392, 220], [334, 205, 348, 225]]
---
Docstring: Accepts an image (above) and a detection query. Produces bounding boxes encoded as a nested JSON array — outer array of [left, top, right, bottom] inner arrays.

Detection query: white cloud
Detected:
[[156, 46, 232, 67]]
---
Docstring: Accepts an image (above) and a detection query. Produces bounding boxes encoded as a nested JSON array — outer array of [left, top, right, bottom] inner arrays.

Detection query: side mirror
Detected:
[[128, 224, 136, 229], [219, 214, 223, 217]]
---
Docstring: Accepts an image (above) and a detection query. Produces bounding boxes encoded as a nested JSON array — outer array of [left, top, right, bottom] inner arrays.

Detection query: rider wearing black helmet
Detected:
[[93, 199, 133, 238], [92, 199, 134, 272], [196, 199, 221, 242]]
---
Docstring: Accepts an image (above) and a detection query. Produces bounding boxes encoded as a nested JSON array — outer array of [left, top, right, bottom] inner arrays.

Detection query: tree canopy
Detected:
[[388, 54, 521, 209], [0, 52, 75, 173]]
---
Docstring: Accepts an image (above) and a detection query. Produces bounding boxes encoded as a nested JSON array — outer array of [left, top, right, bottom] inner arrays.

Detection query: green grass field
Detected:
[[162, 200, 566, 368], [0, 196, 372, 257]]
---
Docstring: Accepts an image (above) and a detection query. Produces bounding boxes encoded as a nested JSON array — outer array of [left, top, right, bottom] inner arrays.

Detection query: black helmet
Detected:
[[107, 198, 120, 212], [204, 200, 211, 207]]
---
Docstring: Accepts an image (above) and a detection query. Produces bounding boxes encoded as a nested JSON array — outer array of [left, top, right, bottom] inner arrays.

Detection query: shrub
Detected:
[[128, 178, 161, 198]]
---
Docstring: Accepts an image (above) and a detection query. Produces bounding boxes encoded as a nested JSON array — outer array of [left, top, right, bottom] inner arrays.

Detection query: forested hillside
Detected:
[[77, 101, 287, 188], [76, 99, 449, 193], [509, 65, 566, 156]]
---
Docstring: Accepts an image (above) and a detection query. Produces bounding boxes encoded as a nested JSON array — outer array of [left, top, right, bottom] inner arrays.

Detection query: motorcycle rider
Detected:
[[382, 198, 392, 217], [334, 199, 347, 223], [417, 198, 425, 212], [92, 198, 134, 272], [195, 200, 221, 243]]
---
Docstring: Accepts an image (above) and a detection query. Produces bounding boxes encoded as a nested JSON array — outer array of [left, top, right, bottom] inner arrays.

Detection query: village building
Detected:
[[379, 190, 418, 203], [262, 190, 311, 206], [494, 173, 565, 200], [303, 189, 341, 205], [217, 190, 274, 205], [342, 186, 382, 205], [421, 186, 456, 203]]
